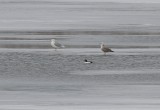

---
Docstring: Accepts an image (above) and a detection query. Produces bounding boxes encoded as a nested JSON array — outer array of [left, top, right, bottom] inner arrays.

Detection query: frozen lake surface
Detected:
[[1, 0, 160, 32]]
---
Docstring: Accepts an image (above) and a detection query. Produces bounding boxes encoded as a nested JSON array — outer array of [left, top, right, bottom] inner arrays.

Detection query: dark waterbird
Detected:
[[84, 59, 93, 64]]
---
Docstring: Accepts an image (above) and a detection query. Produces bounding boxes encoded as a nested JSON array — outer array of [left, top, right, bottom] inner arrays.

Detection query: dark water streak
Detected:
[[1, 30, 160, 35]]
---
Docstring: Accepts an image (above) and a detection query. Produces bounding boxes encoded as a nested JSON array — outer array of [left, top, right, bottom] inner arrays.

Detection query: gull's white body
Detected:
[[51, 39, 64, 50]]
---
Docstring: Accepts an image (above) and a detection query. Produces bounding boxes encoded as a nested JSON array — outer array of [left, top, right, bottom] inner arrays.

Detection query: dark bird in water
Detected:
[[100, 42, 114, 55], [84, 59, 93, 64]]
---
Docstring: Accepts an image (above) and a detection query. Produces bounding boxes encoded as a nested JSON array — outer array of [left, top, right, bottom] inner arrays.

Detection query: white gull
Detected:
[[51, 39, 65, 50]]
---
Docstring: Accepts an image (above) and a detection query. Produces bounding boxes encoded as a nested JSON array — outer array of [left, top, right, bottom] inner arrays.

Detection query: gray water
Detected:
[[0, 0, 160, 109], [0, 49, 160, 82], [1, 49, 160, 109]]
